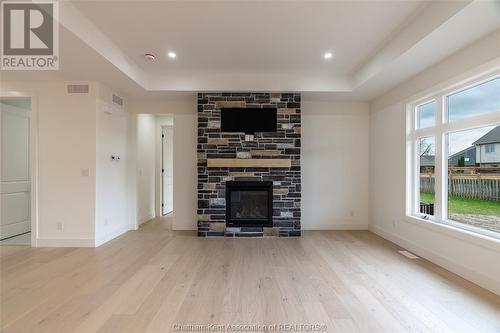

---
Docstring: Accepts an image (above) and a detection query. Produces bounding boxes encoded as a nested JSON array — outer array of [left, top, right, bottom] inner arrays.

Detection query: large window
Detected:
[[417, 101, 436, 129], [447, 77, 500, 122], [407, 74, 500, 238], [418, 137, 435, 216]]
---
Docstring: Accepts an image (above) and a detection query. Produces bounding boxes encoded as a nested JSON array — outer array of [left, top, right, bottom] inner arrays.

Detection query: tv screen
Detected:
[[221, 108, 277, 134]]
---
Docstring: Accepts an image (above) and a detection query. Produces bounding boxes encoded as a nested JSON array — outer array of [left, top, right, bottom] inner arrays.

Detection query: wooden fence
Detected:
[[448, 166, 500, 174], [420, 175, 500, 201]]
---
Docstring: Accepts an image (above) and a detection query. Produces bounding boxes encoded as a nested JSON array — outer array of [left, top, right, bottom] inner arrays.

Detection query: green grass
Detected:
[[420, 192, 500, 216], [420, 192, 435, 204]]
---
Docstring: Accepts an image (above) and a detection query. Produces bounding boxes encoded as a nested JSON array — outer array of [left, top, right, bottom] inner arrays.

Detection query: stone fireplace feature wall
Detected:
[[197, 92, 301, 237]]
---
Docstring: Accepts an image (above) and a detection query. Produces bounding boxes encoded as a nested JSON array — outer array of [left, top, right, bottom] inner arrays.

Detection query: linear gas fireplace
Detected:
[[226, 181, 273, 228]]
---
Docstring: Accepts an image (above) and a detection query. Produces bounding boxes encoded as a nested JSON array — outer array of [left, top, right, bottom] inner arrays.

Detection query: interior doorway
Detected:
[[0, 98, 32, 245], [136, 113, 174, 228], [161, 126, 173, 215]]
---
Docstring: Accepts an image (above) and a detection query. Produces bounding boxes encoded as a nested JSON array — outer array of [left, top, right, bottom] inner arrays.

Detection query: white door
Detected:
[[162, 126, 173, 214], [0, 101, 31, 240]]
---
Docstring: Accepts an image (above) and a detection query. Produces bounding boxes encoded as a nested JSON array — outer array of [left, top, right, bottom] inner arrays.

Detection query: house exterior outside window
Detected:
[[475, 127, 500, 165]]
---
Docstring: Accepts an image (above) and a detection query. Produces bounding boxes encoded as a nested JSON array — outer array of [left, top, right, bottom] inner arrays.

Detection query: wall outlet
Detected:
[[104, 218, 108, 226], [81, 168, 89, 177], [392, 219, 396, 228], [349, 210, 355, 217], [57, 221, 64, 231]]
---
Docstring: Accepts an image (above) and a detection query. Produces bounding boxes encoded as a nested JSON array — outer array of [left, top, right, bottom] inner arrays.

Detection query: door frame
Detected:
[[0, 92, 38, 247]]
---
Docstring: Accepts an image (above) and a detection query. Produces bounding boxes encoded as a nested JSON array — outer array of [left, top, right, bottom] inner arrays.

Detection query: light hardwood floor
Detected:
[[1, 215, 499, 333]]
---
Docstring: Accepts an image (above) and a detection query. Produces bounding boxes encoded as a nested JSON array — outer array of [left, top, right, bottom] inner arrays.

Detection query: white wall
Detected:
[[130, 96, 370, 231], [95, 84, 129, 246], [1, 81, 97, 246], [369, 30, 500, 295], [302, 99, 370, 230], [136, 114, 156, 224], [477, 143, 500, 164], [1, 81, 133, 247], [39, 84, 97, 245], [126, 111, 138, 230], [171, 112, 197, 230]]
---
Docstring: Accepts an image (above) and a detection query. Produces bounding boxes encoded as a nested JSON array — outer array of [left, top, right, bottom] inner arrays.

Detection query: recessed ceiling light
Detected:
[[168, 51, 176, 59], [144, 53, 156, 61], [324, 52, 333, 60]]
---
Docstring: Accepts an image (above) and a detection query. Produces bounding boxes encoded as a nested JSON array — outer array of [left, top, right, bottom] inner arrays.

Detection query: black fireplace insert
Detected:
[[225, 181, 273, 227]]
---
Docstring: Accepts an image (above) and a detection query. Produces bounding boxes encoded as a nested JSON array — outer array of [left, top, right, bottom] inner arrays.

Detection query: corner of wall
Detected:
[[366, 33, 500, 295]]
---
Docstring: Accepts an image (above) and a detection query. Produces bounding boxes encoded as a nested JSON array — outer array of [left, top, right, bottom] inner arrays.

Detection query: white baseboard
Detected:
[[138, 213, 155, 225], [36, 237, 95, 247], [303, 223, 369, 230], [95, 226, 130, 247], [369, 224, 500, 296]]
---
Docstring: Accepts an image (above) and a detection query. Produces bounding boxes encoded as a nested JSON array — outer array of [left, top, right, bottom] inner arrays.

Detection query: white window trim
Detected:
[[406, 71, 500, 241]]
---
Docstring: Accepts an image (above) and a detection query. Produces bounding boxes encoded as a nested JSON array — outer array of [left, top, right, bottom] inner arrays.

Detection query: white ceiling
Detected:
[[0, 25, 145, 93], [72, 1, 421, 77], [2, 1, 500, 99]]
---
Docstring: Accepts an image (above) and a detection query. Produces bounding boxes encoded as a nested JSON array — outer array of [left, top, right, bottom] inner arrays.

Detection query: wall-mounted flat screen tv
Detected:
[[221, 108, 277, 134]]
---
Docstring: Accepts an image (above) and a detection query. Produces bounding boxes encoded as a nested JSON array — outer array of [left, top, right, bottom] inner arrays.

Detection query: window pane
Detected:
[[448, 77, 500, 122], [417, 101, 436, 129], [447, 125, 500, 234], [419, 137, 435, 215]]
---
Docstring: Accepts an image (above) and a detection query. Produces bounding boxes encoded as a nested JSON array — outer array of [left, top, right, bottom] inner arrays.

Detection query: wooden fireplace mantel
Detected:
[[206, 158, 291, 168]]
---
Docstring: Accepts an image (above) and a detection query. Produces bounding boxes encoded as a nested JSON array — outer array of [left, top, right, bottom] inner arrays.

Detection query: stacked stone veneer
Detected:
[[197, 92, 301, 237]]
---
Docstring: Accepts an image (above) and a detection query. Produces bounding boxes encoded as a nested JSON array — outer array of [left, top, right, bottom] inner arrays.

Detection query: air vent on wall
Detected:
[[112, 94, 123, 107], [67, 84, 89, 94]]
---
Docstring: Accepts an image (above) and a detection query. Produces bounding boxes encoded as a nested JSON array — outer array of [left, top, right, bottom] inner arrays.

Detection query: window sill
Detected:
[[405, 215, 500, 252]]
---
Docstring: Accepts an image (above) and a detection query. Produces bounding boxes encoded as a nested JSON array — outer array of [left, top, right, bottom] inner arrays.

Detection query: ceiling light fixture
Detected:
[[324, 52, 333, 60], [168, 51, 176, 59], [144, 53, 156, 61]]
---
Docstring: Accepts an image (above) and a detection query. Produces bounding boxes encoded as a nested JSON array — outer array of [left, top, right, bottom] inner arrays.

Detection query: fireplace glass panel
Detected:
[[230, 190, 269, 219]]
